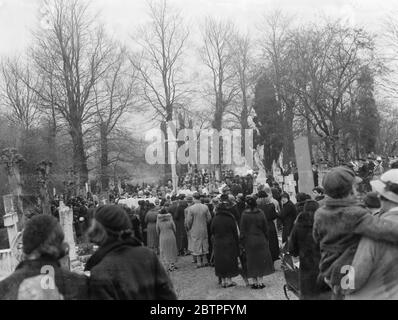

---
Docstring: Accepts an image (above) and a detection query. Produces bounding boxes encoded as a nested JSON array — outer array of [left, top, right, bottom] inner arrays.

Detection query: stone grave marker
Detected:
[[294, 136, 315, 195], [59, 201, 77, 268]]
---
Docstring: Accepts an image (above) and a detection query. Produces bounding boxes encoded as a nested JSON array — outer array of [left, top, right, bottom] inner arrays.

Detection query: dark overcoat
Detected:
[[257, 198, 280, 261], [279, 200, 298, 243], [85, 238, 177, 300], [289, 211, 331, 300], [240, 208, 274, 278], [210, 205, 240, 278]]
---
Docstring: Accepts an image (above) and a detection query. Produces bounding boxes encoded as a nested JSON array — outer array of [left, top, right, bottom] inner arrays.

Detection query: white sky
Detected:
[[0, 0, 397, 135], [0, 0, 397, 56]]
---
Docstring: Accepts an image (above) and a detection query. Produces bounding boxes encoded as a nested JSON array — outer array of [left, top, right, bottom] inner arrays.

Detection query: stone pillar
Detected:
[[59, 201, 77, 266], [294, 136, 315, 195]]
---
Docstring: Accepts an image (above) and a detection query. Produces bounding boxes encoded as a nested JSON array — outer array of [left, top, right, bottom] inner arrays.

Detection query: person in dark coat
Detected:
[[210, 195, 240, 288], [85, 205, 177, 300], [0, 215, 89, 300], [279, 192, 298, 244], [240, 196, 274, 289], [288, 200, 331, 300], [256, 191, 280, 262], [236, 194, 246, 219], [137, 200, 148, 246], [174, 195, 188, 255], [145, 203, 160, 254], [123, 206, 142, 242], [296, 193, 311, 216]]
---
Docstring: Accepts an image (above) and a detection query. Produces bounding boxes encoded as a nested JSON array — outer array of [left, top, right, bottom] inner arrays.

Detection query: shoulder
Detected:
[[382, 210, 398, 223]]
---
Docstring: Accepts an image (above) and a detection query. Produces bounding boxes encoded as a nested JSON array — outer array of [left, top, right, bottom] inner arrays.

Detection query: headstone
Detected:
[[294, 136, 314, 195], [58, 201, 77, 266], [0, 195, 21, 278]]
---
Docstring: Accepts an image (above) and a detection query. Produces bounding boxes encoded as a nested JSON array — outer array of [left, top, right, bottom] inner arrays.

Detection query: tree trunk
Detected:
[[241, 107, 249, 155], [213, 110, 223, 180], [70, 123, 88, 190], [100, 122, 109, 192], [47, 119, 57, 165], [283, 106, 295, 164]]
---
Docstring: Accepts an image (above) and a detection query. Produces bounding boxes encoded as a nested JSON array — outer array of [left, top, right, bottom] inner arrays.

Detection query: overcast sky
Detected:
[[0, 0, 397, 135], [0, 0, 397, 57]]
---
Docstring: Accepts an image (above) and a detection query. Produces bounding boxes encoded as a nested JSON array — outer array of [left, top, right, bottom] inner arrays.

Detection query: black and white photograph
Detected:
[[0, 0, 398, 305]]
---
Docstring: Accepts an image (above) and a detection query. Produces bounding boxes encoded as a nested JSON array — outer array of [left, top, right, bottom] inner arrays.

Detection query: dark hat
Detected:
[[323, 167, 362, 198], [296, 192, 311, 203], [220, 194, 229, 202], [245, 196, 257, 208], [95, 205, 132, 233], [193, 192, 200, 200], [23, 215, 61, 255], [257, 190, 268, 198], [364, 192, 381, 209], [303, 200, 320, 213]]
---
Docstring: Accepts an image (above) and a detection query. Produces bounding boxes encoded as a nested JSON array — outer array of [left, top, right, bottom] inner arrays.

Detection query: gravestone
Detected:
[[0, 195, 21, 279], [58, 201, 77, 267], [294, 136, 314, 195]]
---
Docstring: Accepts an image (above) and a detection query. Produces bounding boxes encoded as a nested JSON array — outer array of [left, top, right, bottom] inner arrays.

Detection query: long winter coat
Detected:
[[257, 198, 280, 261], [289, 211, 331, 300], [145, 207, 160, 251], [85, 238, 177, 300], [240, 208, 274, 278], [156, 213, 178, 265], [210, 204, 240, 278], [174, 200, 188, 253], [185, 201, 212, 255], [279, 200, 298, 243]]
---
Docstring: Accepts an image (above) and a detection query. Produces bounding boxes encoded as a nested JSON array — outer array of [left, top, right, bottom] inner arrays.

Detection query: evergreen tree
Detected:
[[357, 67, 380, 155], [252, 74, 284, 170]]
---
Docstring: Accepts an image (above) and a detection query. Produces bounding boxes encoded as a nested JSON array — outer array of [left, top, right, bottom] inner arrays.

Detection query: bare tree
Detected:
[[0, 58, 40, 134], [200, 17, 238, 132], [288, 20, 375, 163], [227, 32, 256, 140], [200, 17, 238, 174], [30, 0, 112, 188], [93, 46, 139, 191], [131, 0, 190, 180], [258, 11, 296, 163]]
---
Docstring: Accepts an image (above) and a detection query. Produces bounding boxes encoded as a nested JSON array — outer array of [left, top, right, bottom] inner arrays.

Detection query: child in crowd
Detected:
[[313, 166, 398, 299]]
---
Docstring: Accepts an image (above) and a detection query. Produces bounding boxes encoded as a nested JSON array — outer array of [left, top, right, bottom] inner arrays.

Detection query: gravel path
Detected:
[[168, 255, 297, 300]]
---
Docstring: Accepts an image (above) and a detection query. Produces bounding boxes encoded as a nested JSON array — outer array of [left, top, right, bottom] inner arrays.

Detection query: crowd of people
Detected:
[[1, 154, 398, 300]]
